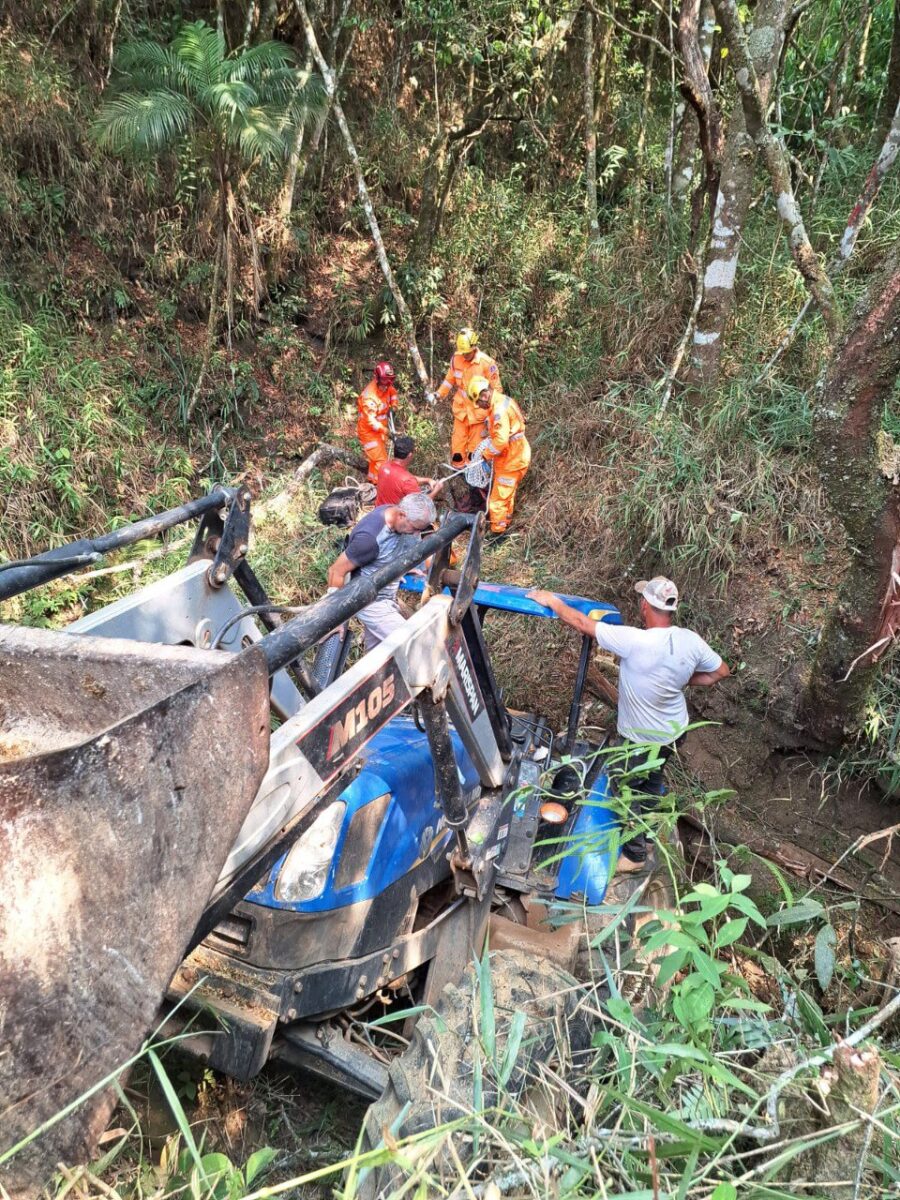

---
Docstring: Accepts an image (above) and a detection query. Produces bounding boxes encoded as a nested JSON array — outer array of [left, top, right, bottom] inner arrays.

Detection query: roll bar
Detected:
[[0, 488, 233, 601]]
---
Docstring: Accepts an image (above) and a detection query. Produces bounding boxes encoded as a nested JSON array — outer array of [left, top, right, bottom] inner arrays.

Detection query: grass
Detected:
[[21, 837, 896, 1199]]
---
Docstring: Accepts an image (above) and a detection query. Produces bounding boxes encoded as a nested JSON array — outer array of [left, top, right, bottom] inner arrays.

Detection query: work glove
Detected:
[[424, 391, 437, 407]]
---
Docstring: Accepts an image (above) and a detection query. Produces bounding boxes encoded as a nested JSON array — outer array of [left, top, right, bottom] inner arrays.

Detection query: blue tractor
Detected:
[[0, 487, 665, 1197]]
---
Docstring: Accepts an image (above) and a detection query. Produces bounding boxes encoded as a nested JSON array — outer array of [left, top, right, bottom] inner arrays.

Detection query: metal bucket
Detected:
[[0, 624, 271, 1195]]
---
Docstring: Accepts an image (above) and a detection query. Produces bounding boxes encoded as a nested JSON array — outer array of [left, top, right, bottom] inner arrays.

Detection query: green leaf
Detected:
[[605, 996, 634, 1025], [476, 951, 496, 1061], [148, 1049, 205, 1177], [672, 980, 715, 1029], [655, 948, 689, 988], [814, 923, 837, 991], [711, 1184, 737, 1200], [695, 894, 734, 921], [199, 1153, 232, 1170], [727, 891, 767, 926], [716, 917, 748, 948], [642, 928, 699, 953], [498, 1010, 527, 1088], [690, 947, 724, 987], [730, 873, 753, 893], [721, 996, 771, 1012], [767, 899, 825, 927], [685, 882, 718, 898], [245, 1147, 278, 1185]]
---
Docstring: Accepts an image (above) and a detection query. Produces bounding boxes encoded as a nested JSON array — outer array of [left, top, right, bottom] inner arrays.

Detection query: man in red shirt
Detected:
[[375, 437, 444, 505]]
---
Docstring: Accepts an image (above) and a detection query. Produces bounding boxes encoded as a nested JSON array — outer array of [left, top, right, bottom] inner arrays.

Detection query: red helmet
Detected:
[[374, 361, 395, 387]]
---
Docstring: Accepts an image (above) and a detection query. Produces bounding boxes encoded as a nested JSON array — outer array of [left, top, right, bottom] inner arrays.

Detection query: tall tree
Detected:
[[687, 0, 792, 389], [584, 7, 600, 240], [879, 0, 900, 140], [713, 0, 839, 335], [802, 238, 900, 746], [672, 0, 716, 203]]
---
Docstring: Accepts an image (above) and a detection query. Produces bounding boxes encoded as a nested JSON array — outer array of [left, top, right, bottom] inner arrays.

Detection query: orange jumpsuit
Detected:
[[435, 350, 501, 462], [356, 379, 398, 483], [480, 393, 530, 533]]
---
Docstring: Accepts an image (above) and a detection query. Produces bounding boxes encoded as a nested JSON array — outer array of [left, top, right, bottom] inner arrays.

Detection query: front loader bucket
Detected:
[[0, 625, 271, 1196]]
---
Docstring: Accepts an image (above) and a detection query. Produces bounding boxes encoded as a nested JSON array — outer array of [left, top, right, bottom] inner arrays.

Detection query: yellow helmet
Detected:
[[456, 327, 480, 354], [467, 375, 491, 402]]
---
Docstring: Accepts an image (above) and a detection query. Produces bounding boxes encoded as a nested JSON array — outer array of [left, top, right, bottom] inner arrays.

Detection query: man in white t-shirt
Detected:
[[527, 577, 730, 872]]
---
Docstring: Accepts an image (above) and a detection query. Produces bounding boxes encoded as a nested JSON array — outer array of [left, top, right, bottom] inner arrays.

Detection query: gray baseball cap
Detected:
[[635, 576, 679, 611]]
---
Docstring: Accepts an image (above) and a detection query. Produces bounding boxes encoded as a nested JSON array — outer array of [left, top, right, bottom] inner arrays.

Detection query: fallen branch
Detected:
[[679, 812, 900, 917]]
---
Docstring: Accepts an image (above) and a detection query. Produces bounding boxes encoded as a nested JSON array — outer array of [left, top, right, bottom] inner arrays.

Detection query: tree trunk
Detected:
[[763, 92, 900, 375], [294, 0, 430, 388], [856, 0, 873, 83], [801, 238, 900, 746], [257, 0, 279, 41], [410, 127, 452, 264], [672, 1, 715, 201], [687, 0, 792, 390], [879, 0, 900, 141], [584, 7, 600, 239], [242, 0, 258, 49], [713, 0, 839, 337], [631, 11, 662, 230]]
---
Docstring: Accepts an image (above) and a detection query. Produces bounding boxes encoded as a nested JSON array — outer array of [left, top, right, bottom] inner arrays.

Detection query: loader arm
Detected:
[[1, 504, 494, 1194]]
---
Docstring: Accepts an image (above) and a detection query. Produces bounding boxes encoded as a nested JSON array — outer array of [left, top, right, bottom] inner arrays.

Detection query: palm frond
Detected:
[[228, 109, 291, 163], [114, 39, 190, 91], [225, 40, 296, 86], [207, 80, 258, 121], [172, 21, 225, 96], [92, 90, 192, 154]]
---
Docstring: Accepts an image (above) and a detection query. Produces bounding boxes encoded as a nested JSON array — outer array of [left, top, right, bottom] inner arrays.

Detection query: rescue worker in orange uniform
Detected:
[[428, 329, 501, 465], [357, 361, 398, 484], [469, 376, 530, 535]]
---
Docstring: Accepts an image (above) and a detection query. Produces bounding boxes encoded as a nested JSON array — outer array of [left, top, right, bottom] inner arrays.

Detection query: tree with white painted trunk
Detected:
[[686, 0, 793, 390], [713, 0, 839, 336]]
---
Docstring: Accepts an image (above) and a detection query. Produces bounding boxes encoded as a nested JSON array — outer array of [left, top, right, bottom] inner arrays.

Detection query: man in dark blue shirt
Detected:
[[325, 493, 437, 650]]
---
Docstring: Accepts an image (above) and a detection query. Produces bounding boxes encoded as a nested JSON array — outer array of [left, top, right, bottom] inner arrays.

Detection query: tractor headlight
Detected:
[[274, 801, 345, 903]]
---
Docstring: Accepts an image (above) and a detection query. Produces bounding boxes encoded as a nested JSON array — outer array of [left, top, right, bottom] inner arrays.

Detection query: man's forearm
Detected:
[[688, 663, 731, 687], [527, 590, 596, 638]]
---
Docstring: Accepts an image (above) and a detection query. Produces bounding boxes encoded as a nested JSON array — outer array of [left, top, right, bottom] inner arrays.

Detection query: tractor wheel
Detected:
[[352, 948, 593, 1200]]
